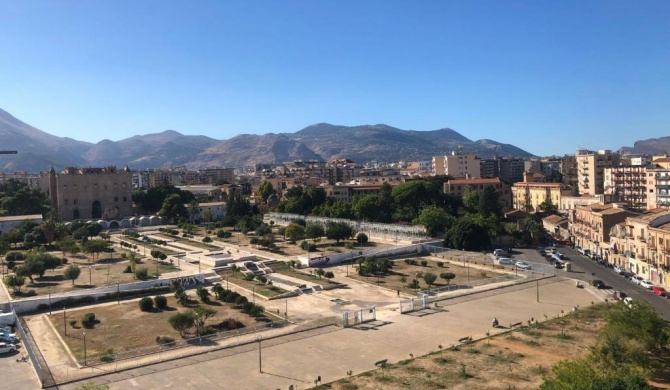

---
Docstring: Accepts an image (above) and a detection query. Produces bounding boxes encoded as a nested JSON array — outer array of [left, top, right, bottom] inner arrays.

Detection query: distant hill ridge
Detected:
[[0, 107, 536, 171]]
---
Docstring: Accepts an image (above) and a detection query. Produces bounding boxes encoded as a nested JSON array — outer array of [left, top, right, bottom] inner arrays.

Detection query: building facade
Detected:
[[511, 173, 571, 212], [604, 165, 647, 211], [432, 152, 480, 178], [443, 177, 512, 212], [576, 149, 619, 196], [569, 203, 635, 261], [42, 166, 133, 221]]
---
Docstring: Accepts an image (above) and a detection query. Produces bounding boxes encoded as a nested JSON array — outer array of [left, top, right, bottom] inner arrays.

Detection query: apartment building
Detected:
[[443, 177, 512, 212], [431, 152, 480, 178], [568, 203, 635, 261], [560, 155, 578, 192], [609, 211, 670, 286], [323, 184, 391, 203], [480, 157, 524, 183], [511, 173, 571, 212], [576, 149, 619, 196], [604, 165, 647, 211], [647, 165, 670, 210]]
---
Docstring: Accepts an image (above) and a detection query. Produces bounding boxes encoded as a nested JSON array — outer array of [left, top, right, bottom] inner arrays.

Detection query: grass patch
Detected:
[[525, 340, 541, 347], [433, 357, 454, 365], [397, 359, 413, 365], [555, 332, 575, 341], [529, 365, 548, 376], [520, 328, 542, 337], [448, 345, 461, 352], [466, 348, 480, 354]]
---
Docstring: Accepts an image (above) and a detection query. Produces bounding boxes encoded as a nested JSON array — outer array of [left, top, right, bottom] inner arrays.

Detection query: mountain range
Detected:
[[0, 107, 538, 172], [619, 137, 670, 157]]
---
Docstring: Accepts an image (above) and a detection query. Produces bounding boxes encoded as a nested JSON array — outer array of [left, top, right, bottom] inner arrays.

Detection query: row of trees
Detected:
[[284, 220, 356, 244]]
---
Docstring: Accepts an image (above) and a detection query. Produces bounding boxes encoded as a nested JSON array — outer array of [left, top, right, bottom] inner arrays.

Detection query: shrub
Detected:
[[420, 260, 428, 267], [134, 267, 149, 281], [82, 313, 96, 328], [324, 271, 335, 279], [6, 251, 25, 261], [234, 295, 249, 307], [219, 317, 244, 330], [154, 295, 168, 310], [123, 265, 132, 273], [404, 259, 411, 264], [216, 230, 232, 238], [139, 297, 154, 312], [202, 236, 213, 244], [7, 260, 15, 270], [250, 305, 264, 317], [242, 301, 255, 314], [156, 336, 175, 345], [437, 262, 444, 267], [196, 286, 211, 303], [61, 258, 68, 265], [69, 320, 77, 328]]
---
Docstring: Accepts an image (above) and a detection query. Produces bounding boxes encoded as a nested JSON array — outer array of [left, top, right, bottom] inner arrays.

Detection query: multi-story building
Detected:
[[511, 173, 572, 212], [325, 159, 360, 185], [604, 165, 647, 211], [323, 184, 392, 203], [443, 177, 512, 212], [479, 157, 524, 183], [560, 155, 578, 192], [609, 210, 670, 286], [432, 152, 480, 178], [646, 158, 670, 210], [568, 202, 635, 261], [576, 149, 619, 196], [41, 166, 133, 221]]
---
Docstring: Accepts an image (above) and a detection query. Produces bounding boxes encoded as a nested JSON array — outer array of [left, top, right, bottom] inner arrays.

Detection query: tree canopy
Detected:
[[133, 185, 195, 214]]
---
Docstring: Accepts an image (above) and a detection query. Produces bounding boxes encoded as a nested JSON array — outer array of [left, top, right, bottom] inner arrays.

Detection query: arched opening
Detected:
[[109, 220, 120, 229], [92, 201, 102, 219], [73, 209, 80, 220]]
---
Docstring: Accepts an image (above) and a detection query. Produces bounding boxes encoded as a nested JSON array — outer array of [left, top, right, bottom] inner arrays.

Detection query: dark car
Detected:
[[592, 280, 606, 289]]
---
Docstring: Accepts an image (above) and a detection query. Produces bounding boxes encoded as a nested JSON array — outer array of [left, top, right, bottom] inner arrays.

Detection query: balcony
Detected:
[[637, 235, 646, 242]]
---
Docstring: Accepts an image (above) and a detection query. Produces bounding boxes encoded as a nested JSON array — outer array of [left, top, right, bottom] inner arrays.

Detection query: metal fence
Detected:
[[15, 314, 57, 388], [342, 306, 377, 327]]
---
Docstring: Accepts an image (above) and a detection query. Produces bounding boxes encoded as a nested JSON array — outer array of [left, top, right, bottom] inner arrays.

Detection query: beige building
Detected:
[[609, 210, 670, 287], [646, 159, 670, 210], [569, 203, 635, 260], [511, 173, 571, 212], [576, 149, 619, 196], [542, 214, 569, 239], [431, 152, 480, 178], [323, 184, 391, 203], [443, 177, 512, 212], [604, 165, 647, 211], [42, 166, 133, 221]]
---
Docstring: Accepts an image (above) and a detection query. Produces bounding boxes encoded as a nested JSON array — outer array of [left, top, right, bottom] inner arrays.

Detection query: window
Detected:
[[73, 184, 78, 191], [63, 184, 68, 191], [122, 183, 127, 189], [94, 183, 98, 189], [114, 196, 119, 202], [74, 199, 78, 205], [123, 196, 127, 202], [64, 199, 69, 205]]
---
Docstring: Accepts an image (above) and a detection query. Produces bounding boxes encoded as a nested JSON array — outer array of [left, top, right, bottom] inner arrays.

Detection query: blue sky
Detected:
[[1, 1, 669, 156]]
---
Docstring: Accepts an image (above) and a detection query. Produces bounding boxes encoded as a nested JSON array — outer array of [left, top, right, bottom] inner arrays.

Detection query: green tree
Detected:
[[139, 297, 154, 311], [391, 180, 442, 221], [193, 306, 216, 335], [353, 194, 383, 222], [4, 274, 25, 293], [462, 186, 480, 213], [159, 194, 189, 224], [325, 222, 354, 244], [305, 223, 325, 243], [423, 272, 437, 286], [445, 216, 491, 251], [284, 223, 306, 241], [82, 239, 111, 261], [133, 185, 195, 214], [538, 199, 558, 214], [168, 311, 196, 337], [64, 264, 81, 285], [356, 232, 369, 245], [416, 206, 454, 237], [440, 272, 456, 285], [257, 181, 276, 203], [478, 185, 502, 217], [196, 286, 211, 303]]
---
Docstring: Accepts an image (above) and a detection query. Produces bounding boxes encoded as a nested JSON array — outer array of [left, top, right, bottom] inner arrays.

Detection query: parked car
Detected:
[[497, 258, 515, 266], [515, 261, 531, 270], [0, 342, 17, 354], [592, 280, 605, 289], [493, 249, 506, 256], [652, 286, 667, 297], [613, 265, 624, 275], [553, 261, 564, 269], [621, 271, 635, 279], [0, 335, 17, 344], [640, 280, 654, 289], [630, 276, 644, 285]]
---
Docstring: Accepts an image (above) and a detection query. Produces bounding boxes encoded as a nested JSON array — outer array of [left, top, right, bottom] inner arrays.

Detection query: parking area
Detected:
[[0, 339, 41, 389]]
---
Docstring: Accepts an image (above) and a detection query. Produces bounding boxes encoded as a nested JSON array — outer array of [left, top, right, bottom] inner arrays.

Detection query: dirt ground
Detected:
[[216, 269, 289, 297], [45, 295, 262, 361], [6, 251, 180, 296], [345, 257, 503, 295], [323, 305, 608, 390]]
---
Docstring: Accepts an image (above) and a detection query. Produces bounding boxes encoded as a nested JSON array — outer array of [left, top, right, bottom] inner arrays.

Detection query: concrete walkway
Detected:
[[58, 278, 602, 390]]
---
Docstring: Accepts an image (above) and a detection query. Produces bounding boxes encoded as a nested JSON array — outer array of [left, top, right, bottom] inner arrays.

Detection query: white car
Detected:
[[497, 258, 515, 265], [640, 280, 654, 289], [623, 297, 634, 307], [0, 342, 16, 354], [613, 265, 624, 275], [515, 261, 531, 270], [630, 276, 644, 285]]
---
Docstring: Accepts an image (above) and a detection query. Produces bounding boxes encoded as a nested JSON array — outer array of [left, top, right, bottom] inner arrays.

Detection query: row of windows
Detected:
[[63, 196, 127, 205], [63, 183, 128, 191]]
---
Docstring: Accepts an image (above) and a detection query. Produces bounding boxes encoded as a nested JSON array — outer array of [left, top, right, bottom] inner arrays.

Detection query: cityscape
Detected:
[[1, 2, 670, 390]]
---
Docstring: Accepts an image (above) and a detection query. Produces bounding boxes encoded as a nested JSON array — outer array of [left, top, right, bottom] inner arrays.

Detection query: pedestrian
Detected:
[[397, 289, 400, 297]]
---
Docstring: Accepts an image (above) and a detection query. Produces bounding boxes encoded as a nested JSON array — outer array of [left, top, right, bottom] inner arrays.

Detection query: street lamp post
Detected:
[[63, 307, 67, 336], [83, 332, 87, 366], [48, 290, 52, 315], [116, 281, 120, 305], [88, 266, 92, 287], [285, 299, 288, 319], [252, 285, 255, 305], [225, 276, 229, 289], [257, 336, 262, 373]]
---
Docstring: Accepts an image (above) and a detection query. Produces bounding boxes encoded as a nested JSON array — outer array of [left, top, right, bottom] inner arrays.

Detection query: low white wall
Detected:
[[10, 274, 207, 314], [303, 243, 424, 267]]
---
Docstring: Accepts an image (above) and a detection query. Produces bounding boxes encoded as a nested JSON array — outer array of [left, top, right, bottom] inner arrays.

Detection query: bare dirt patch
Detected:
[[45, 294, 263, 361], [322, 306, 608, 390], [345, 256, 503, 295]]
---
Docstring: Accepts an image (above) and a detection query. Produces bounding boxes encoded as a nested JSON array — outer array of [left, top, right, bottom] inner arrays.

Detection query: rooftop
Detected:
[[447, 178, 501, 185]]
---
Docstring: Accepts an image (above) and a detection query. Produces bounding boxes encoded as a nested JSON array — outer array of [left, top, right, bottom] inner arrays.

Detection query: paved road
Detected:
[[549, 244, 670, 320]]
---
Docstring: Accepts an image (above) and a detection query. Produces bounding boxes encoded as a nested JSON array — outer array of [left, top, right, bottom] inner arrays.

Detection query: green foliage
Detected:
[[82, 312, 96, 328], [216, 229, 232, 238], [234, 295, 249, 307], [325, 221, 354, 243], [4, 273, 25, 293], [82, 239, 111, 260], [133, 185, 195, 214], [139, 297, 154, 312], [168, 311, 196, 337], [478, 185, 503, 217], [415, 206, 454, 237], [64, 264, 81, 285], [324, 271, 334, 279], [257, 181, 276, 203], [300, 240, 317, 252], [408, 279, 420, 289], [273, 186, 327, 215], [196, 286, 211, 303], [355, 232, 368, 245], [134, 266, 149, 281], [193, 306, 216, 335], [305, 223, 325, 241], [440, 272, 456, 285], [422, 272, 437, 285], [158, 194, 190, 224], [153, 295, 168, 310], [5, 251, 25, 261], [391, 180, 442, 221], [444, 215, 491, 251], [73, 381, 111, 390], [0, 179, 52, 217], [358, 257, 392, 276], [285, 223, 306, 241]]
